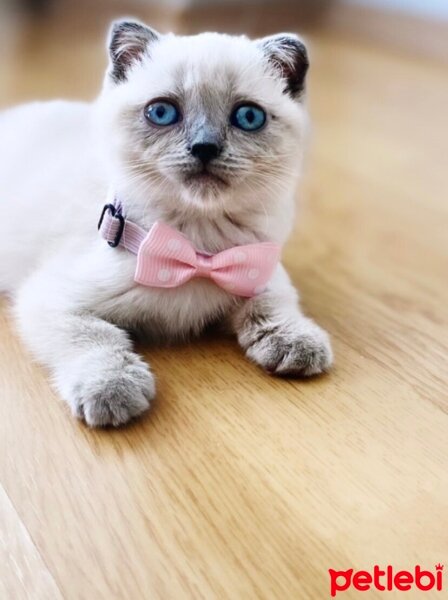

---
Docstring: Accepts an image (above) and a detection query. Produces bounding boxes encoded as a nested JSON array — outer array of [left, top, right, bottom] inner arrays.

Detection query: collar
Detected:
[[97, 203, 281, 297]]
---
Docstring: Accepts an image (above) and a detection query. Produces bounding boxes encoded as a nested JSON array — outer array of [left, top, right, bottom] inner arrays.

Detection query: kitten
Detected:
[[0, 20, 332, 427]]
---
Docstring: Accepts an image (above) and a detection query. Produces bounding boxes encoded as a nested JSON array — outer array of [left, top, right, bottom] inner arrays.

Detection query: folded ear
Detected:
[[108, 20, 160, 83], [257, 33, 309, 99]]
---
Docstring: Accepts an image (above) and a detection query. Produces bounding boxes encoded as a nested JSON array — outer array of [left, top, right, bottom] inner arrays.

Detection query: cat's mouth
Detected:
[[183, 168, 229, 189]]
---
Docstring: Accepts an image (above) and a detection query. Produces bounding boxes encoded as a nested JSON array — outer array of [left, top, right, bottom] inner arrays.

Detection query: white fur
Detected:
[[0, 23, 332, 427]]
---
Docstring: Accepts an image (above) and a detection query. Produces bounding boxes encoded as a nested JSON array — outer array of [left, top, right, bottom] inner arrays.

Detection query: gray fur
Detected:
[[231, 278, 333, 376]]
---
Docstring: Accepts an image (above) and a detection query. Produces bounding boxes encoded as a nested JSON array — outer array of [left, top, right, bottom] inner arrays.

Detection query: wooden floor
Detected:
[[1, 5, 448, 599]]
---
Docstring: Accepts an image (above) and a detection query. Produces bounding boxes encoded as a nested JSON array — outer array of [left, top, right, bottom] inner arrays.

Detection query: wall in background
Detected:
[[130, 0, 448, 17], [131, 0, 326, 8], [345, 0, 448, 20]]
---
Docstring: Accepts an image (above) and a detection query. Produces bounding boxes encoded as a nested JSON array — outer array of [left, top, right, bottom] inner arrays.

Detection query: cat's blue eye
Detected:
[[231, 104, 266, 132], [145, 101, 180, 127]]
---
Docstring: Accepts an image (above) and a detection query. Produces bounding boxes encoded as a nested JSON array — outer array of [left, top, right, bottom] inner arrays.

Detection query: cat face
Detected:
[[97, 21, 309, 216]]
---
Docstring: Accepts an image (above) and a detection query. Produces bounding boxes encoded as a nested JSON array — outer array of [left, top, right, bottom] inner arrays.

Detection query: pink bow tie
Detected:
[[99, 204, 280, 297]]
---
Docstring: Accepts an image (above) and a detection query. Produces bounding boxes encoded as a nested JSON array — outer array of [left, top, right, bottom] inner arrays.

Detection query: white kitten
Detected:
[[0, 20, 332, 427]]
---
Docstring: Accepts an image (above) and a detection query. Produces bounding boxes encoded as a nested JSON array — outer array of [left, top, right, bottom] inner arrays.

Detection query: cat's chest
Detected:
[[111, 279, 238, 338], [89, 247, 239, 338]]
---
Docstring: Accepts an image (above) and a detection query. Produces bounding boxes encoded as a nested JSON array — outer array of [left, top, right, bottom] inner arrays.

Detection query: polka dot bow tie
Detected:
[[98, 204, 281, 298]]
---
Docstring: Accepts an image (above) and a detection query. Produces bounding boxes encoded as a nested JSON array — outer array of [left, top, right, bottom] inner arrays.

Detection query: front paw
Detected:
[[59, 349, 155, 427], [244, 319, 333, 377]]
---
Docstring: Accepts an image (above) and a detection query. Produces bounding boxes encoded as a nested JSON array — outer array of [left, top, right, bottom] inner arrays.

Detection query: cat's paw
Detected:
[[59, 349, 155, 427], [244, 320, 333, 377]]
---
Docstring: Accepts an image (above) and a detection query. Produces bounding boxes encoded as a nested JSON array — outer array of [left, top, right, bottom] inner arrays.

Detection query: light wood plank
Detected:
[[0, 485, 62, 600]]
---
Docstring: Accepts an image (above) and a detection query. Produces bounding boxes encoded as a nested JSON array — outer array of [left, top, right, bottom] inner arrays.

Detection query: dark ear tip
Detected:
[[281, 36, 309, 62], [262, 33, 309, 64], [109, 17, 146, 31], [108, 18, 160, 49], [107, 19, 160, 83], [109, 18, 134, 38], [258, 33, 309, 99]]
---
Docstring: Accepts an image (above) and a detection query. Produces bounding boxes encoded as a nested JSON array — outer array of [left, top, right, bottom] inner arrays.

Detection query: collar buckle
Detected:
[[98, 204, 125, 248]]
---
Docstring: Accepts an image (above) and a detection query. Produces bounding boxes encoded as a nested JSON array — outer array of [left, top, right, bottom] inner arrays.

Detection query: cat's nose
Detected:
[[191, 142, 221, 164]]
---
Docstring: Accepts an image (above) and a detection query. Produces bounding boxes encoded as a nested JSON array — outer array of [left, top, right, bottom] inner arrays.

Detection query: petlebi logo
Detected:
[[328, 564, 444, 597]]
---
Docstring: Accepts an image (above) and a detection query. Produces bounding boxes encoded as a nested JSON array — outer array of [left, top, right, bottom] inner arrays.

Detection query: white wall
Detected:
[[345, 0, 448, 20]]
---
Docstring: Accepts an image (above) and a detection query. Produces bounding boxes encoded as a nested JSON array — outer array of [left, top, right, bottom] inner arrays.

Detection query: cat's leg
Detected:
[[13, 269, 155, 427], [230, 264, 333, 376]]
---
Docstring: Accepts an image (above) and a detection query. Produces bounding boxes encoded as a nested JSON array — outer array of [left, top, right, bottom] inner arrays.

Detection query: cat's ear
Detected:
[[257, 33, 309, 99], [108, 19, 160, 83]]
